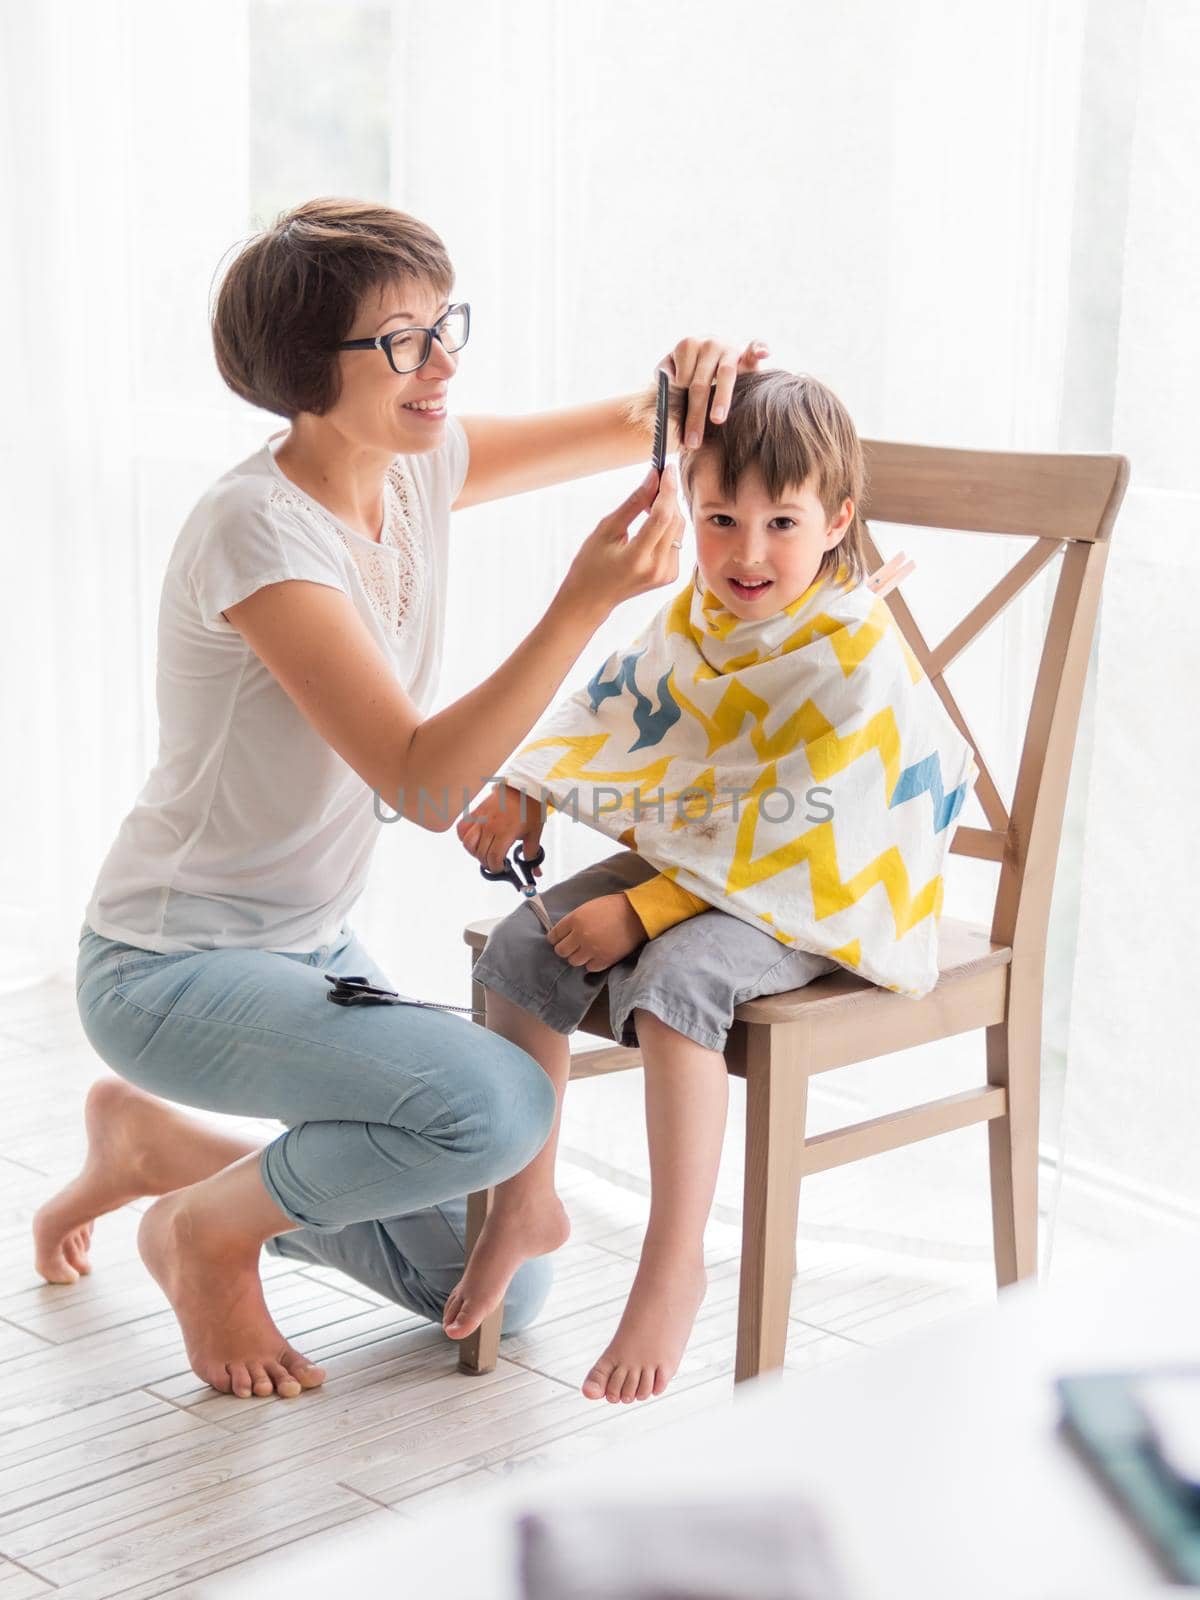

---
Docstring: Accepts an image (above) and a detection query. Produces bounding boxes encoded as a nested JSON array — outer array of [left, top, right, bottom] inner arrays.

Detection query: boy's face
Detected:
[[687, 454, 854, 620]]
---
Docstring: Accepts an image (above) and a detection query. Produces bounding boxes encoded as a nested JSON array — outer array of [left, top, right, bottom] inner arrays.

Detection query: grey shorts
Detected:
[[470, 849, 841, 1054]]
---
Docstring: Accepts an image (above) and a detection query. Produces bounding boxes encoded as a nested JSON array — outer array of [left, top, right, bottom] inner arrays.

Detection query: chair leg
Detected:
[[986, 952, 1042, 1288], [736, 1021, 811, 1383], [457, 1185, 503, 1374], [457, 954, 504, 1375]]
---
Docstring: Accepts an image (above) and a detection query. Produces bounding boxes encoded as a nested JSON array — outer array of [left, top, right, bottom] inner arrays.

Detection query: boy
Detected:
[[445, 369, 975, 1404]]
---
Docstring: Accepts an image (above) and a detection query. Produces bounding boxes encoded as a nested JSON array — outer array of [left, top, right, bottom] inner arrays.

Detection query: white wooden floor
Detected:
[[0, 974, 1007, 1600]]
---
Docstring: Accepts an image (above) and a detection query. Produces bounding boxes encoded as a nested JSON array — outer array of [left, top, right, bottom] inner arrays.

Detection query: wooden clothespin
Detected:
[[866, 550, 915, 599]]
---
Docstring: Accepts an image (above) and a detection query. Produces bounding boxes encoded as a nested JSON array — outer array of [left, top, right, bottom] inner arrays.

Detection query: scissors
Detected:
[[324, 973, 482, 1017], [481, 843, 553, 931]]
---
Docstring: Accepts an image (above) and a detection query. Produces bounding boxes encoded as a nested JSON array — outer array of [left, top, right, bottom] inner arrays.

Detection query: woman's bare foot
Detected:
[[581, 1249, 707, 1403], [442, 1192, 570, 1340], [34, 1077, 146, 1283], [33, 1075, 265, 1286], [138, 1190, 326, 1399]]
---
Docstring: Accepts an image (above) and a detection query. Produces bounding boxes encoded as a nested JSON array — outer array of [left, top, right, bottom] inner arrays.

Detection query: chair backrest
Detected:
[[858, 441, 1129, 959]]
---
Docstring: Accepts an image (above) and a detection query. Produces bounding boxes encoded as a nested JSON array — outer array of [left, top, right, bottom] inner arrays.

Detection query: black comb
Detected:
[[651, 367, 670, 474]]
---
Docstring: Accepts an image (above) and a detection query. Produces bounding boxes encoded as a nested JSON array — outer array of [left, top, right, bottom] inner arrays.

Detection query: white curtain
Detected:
[[1048, 0, 1200, 1263], [3, 0, 1194, 1277], [0, 0, 257, 986]]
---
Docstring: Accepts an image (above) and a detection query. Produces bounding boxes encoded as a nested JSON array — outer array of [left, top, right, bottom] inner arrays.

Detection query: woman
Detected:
[[37, 198, 768, 1402]]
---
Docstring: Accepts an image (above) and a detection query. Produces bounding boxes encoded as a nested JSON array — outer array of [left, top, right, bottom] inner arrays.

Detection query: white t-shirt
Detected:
[[85, 418, 469, 954]]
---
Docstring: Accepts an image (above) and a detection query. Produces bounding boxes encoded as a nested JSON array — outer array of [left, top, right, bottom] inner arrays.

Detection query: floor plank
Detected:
[[0, 968, 1047, 1597]]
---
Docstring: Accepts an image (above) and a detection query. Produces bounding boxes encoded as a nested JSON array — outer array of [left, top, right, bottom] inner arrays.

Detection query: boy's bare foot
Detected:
[[442, 1193, 570, 1340], [33, 1076, 200, 1284], [582, 1251, 707, 1403], [138, 1191, 326, 1399]]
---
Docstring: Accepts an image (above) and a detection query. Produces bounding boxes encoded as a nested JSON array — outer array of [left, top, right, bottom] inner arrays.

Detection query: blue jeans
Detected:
[[74, 919, 557, 1333]]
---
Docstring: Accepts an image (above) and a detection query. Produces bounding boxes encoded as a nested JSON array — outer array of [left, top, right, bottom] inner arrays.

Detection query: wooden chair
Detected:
[[458, 440, 1129, 1383]]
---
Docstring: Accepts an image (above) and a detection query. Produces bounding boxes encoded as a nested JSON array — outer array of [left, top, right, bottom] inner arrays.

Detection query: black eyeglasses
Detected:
[[338, 302, 471, 375]]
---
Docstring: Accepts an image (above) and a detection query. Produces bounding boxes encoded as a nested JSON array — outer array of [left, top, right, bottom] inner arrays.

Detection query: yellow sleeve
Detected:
[[624, 873, 711, 939]]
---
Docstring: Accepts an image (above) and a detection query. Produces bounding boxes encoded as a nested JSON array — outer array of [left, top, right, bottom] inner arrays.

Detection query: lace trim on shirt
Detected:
[[267, 458, 428, 637]]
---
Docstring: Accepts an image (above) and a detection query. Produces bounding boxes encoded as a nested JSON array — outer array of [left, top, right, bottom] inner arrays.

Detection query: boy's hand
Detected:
[[457, 783, 545, 875], [658, 335, 771, 449], [547, 893, 646, 973]]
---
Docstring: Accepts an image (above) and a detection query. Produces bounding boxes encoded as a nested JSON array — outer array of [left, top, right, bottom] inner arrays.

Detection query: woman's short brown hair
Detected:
[[623, 367, 871, 590], [211, 197, 454, 418]]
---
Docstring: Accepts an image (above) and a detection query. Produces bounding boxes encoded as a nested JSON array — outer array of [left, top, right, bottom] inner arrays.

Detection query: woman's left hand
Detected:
[[658, 335, 771, 450]]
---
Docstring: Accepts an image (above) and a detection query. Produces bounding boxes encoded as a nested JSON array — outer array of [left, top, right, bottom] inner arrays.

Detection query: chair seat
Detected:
[[732, 916, 1011, 1022], [464, 913, 1011, 1074]]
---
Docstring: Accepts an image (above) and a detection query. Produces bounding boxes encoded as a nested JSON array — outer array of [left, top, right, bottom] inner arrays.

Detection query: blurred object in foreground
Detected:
[[516, 1493, 854, 1600]]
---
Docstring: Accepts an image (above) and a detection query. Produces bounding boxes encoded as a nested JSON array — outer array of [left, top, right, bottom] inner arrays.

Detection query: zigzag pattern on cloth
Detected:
[[586, 652, 681, 750], [523, 699, 972, 838], [502, 565, 979, 997]]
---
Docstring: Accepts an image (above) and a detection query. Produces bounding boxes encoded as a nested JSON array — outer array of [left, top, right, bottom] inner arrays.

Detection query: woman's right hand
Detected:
[[556, 464, 685, 618], [457, 782, 546, 873]]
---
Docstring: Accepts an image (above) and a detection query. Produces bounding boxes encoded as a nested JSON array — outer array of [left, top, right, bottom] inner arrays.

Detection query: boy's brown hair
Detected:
[[622, 368, 871, 590], [211, 197, 455, 418]]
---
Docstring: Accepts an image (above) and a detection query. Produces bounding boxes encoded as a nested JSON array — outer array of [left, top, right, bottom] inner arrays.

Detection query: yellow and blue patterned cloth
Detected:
[[501, 561, 979, 998]]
